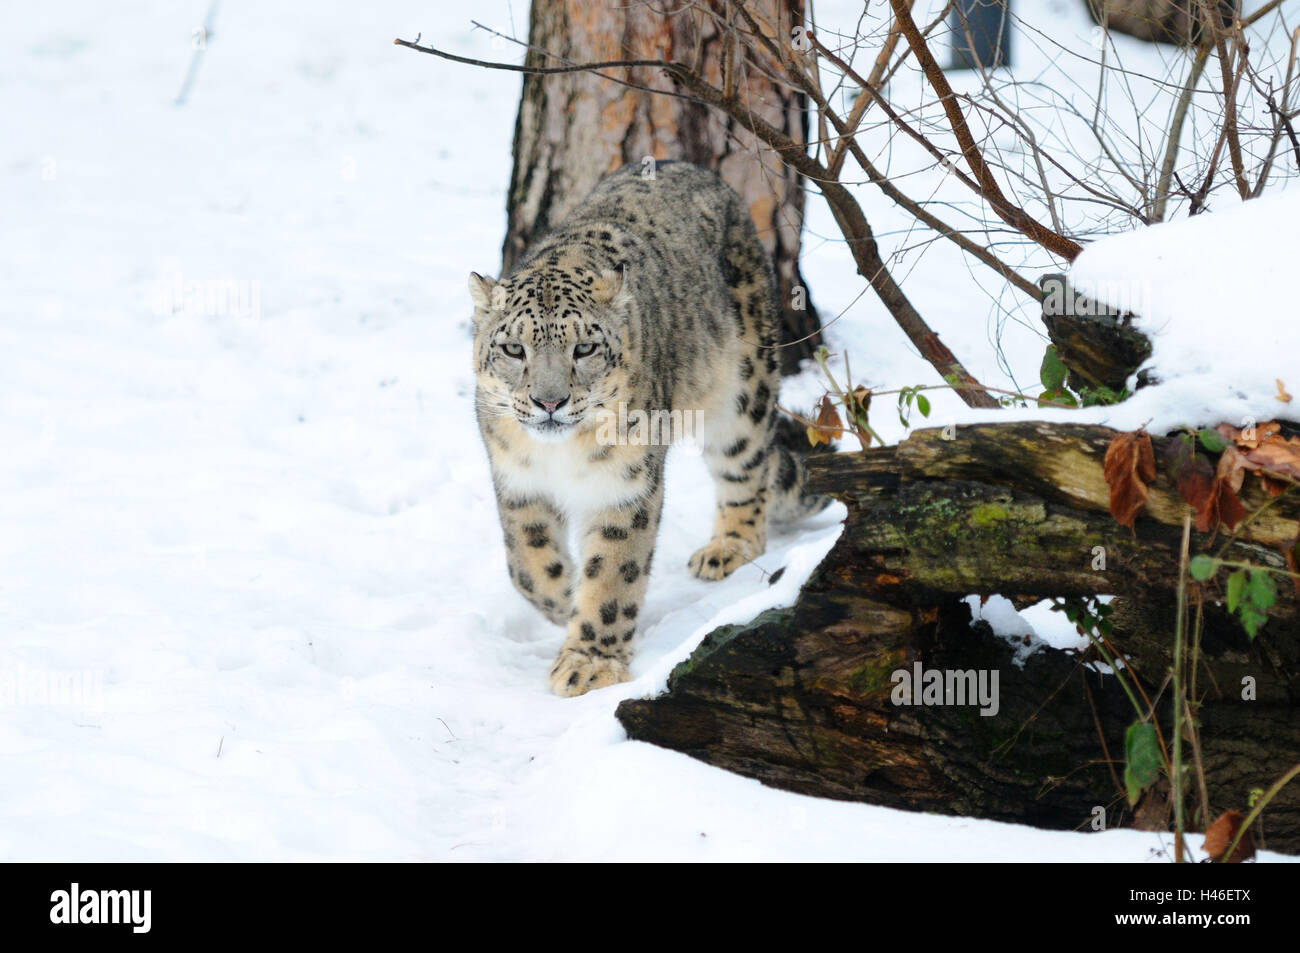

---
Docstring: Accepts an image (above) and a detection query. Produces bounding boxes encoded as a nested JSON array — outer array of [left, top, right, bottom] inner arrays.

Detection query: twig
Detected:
[[174, 0, 221, 106], [1242, 0, 1288, 28], [825, 0, 919, 177], [1204, 2, 1252, 200], [1153, 44, 1211, 221], [1173, 512, 1192, 862]]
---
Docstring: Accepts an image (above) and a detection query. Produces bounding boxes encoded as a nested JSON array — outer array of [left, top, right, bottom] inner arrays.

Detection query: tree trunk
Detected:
[[617, 423, 1300, 852], [502, 0, 821, 373]]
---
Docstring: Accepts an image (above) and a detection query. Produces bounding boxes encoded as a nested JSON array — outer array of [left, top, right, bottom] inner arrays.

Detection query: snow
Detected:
[[1069, 191, 1300, 435], [2, 0, 1295, 861]]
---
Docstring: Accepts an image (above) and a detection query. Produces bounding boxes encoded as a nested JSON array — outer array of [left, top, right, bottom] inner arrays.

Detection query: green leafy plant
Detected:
[[1037, 345, 1076, 407], [896, 384, 931, 428], [1188, 555, 1285, 639], [1051, 596, 1168, 811], [1124, 721, 1162, 806], [1079, 383, 1130, 407], [1036, 344, 1130, 408], [1056, 596, 1115, 638]]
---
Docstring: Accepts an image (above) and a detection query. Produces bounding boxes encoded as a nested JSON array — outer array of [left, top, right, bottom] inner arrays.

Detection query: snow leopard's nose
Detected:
[[531, 394, 570, 415]]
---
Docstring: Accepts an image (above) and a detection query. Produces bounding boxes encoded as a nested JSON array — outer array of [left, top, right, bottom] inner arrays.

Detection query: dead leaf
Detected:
[[1243, 435, 1300, 483], [1202, 810, 1255, 863], [1277, 379, 1293, 403], [1261, 475, 1291, 497], [1165, 436, 1215, 510], [1196, 477, 1247, 533], [847, 386, 872, 446], [806, 394, 843, 448], [1199, 423, 1298, 517], [1104, 429, 1156, 529], [1215, 445, 1251, 494], [1217, 420, 1281, 450]]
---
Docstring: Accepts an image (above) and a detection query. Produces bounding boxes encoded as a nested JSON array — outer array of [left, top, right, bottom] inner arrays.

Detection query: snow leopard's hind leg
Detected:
[[766, 415, 835, 524], [686, 201, 830, 582], [687, 203, 781, 581]]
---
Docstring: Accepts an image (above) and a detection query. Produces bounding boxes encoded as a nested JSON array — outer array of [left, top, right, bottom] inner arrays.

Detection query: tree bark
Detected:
[[1039, 274, 1154, 393], [502, 0, 821, 373], [617, 423, 1300, 852]]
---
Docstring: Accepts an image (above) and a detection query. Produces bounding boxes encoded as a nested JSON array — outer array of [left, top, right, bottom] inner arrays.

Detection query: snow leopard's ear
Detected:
[[468, 272, 500, 318], [592, 266, 631, 309]]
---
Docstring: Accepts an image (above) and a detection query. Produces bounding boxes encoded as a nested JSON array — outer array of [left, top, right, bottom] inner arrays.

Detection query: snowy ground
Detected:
[[2, 0, 1295, 860]]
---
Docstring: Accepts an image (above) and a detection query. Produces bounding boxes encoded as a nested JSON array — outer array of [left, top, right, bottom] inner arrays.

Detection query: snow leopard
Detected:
[[469, 160, 828, 697]]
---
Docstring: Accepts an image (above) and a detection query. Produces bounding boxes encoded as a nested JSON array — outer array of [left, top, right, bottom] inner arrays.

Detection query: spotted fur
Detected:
[[470, 161, 829, 697]]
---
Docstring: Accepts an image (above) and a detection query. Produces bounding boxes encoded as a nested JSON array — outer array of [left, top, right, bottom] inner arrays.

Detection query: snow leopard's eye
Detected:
[[573, 342, 597, 359], [501, 342, 525, 359]]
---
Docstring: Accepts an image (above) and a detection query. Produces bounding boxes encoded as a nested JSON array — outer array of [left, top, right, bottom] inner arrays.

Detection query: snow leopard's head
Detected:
[[469, 264, 631, 442]]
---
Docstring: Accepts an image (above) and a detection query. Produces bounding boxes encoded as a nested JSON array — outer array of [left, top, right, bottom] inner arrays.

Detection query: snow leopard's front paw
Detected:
[[687, 536, 761, 581], [549, 649, 630, 697]]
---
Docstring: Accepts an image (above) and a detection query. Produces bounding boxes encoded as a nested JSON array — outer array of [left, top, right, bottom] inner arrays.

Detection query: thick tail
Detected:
[[766, 414, 835, 524]]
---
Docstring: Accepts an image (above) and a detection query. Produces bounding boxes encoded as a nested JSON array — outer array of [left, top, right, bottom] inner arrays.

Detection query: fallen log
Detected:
[[617, 423, 1300, 851]]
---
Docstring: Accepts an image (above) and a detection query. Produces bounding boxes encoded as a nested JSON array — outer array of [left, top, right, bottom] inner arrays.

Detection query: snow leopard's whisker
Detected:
[[473, 397, 515, 420]]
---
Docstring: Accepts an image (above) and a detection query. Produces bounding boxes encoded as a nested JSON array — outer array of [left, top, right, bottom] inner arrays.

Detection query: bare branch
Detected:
[[884, 0, 1084, 260]]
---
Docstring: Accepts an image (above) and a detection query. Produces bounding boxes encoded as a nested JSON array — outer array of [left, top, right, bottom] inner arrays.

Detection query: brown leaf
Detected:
[[1262, 475, 1291, 497], [1199, 479, 1247, 533], [847, 386, 872, 446], [1104, 429, 1156, 529], [1215, 445, 1251, 494], [1199, 424, 1298, 521], [1217, 420, 1281, 450], [1165, 436, 1215, 512], [1161, 433, 1249, 533], [807, 394, 842, 448], [1187, 455, 1247, 533], [1277, 379, 1293, 403], [1207, 429, 1300, 488], [1202, 810, 1255, 863], [1243, 435, 1300, 483]]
